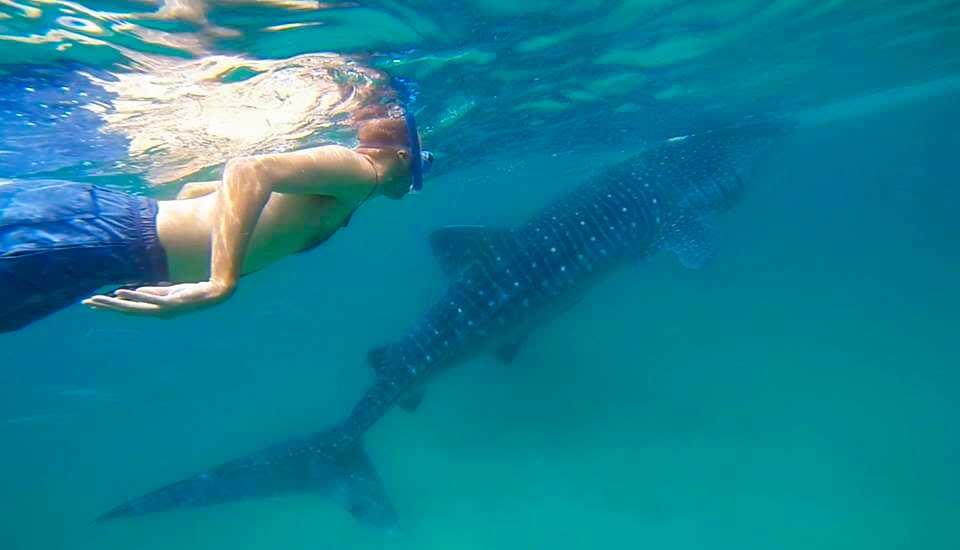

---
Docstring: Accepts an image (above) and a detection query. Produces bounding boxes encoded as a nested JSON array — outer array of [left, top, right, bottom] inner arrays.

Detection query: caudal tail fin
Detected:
[[96, 431, 397, 530]]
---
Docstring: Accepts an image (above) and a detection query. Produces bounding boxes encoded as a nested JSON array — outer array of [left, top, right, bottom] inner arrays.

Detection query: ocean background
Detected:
[[1, 1, 958, 548]]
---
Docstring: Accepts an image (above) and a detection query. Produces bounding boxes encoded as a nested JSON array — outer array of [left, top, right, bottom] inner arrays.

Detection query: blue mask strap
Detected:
[[405, 111, 424, 192]]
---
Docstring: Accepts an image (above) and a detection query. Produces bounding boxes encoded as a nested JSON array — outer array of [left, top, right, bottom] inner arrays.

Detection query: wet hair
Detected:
[[356, 116, 411, 150]]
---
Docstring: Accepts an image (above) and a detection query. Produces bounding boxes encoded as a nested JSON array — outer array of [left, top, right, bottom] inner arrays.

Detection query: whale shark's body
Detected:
[[100, 119, 787, 529]]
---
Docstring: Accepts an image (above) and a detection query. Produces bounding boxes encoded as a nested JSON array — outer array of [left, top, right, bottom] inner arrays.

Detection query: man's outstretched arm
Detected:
[[209, 145, 377, 295]]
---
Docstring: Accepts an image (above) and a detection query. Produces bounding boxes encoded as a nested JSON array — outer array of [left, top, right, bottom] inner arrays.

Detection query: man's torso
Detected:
[[155, 190, 353, 282]]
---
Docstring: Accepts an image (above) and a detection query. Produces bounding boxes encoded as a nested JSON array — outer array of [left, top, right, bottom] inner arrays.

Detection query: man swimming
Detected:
[[0, 111, 433, 332]]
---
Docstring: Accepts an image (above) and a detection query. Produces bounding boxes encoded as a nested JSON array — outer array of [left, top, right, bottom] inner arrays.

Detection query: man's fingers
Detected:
[[114, 289, 170, 305], [130, 286, 172, 296], [84, 295, 156, 310], [82, 295, 120, 309], [83, 295, 162, 312]]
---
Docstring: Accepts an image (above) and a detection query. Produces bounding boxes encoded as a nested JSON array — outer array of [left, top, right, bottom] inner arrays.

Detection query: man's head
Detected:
[[355, 112, 433, 199]]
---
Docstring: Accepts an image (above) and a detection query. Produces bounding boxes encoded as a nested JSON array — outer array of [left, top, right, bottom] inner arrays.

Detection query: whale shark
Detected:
[[98, 118, 788, 529]]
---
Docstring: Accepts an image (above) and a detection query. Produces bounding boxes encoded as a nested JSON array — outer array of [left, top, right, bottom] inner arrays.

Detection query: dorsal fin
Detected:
[[366, 345, 392, 377], [429, 225, 510, 277]]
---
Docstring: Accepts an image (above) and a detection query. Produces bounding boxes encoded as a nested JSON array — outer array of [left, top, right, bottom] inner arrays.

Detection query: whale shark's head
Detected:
[[653, 116, 793, 213]]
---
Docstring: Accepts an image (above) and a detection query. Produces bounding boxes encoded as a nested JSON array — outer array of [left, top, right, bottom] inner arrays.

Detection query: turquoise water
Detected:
[[1, 1, 959, 548]]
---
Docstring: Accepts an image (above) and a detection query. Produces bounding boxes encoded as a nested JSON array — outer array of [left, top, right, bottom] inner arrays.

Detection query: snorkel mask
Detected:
[[404, 111, 434, 193]]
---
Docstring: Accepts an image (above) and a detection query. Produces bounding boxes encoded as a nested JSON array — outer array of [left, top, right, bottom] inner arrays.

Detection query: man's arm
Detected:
[[173, 140, 371, 203], [176, 180, 219, 199], [82, 145, 376, 316], [207, 145, 376, 295]]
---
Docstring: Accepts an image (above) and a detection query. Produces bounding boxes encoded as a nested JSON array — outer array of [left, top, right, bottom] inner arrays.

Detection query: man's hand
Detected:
[[83, 281, 231, 317]]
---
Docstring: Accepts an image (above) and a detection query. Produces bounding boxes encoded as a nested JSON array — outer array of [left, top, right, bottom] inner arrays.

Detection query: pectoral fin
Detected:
[[663, 212, 719, 270]]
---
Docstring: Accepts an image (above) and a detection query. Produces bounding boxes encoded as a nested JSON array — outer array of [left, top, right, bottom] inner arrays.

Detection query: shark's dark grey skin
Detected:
[[98, 118, 788, 529]]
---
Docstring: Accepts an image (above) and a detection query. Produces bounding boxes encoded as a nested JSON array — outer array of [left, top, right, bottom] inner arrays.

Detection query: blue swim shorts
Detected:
[[0, 180, 167, 333]]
